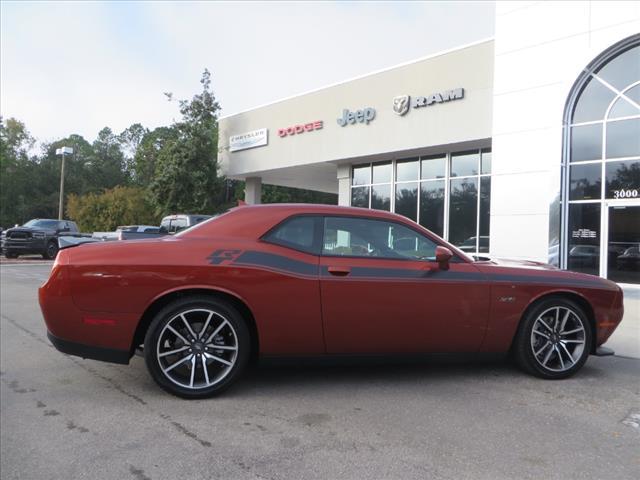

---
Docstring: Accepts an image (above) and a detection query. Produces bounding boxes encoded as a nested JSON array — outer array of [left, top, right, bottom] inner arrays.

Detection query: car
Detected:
[[159, 214, 213, 234], [616, 245, 640, 270], [457, 236, 490, 253], [39, 204, 624, 398], [3, 219, 88, 259]]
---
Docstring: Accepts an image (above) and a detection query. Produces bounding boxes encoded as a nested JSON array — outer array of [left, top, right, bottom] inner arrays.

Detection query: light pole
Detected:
[[55, 146, 73, 220]]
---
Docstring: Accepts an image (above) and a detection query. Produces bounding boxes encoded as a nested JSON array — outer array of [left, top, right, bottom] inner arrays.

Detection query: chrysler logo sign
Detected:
[[393, 88, 464, 116]]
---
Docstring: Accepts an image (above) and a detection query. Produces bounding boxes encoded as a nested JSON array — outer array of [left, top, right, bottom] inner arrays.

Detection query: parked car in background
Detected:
[[160, 214, 213, 234], [2, 219, 90, 259], [616, 245, 640, 270], [93, 225, 161, 241]]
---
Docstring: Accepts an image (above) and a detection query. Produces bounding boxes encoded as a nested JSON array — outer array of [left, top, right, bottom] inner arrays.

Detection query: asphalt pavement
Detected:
[[1, 263, 639, 480]]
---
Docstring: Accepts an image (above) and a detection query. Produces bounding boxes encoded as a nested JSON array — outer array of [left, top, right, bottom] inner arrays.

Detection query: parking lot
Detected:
[[1, 263, 639, 480]]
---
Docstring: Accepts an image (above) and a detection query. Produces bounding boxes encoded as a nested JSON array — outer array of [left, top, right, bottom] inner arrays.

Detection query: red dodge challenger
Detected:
[[39, 204, 624, 398]]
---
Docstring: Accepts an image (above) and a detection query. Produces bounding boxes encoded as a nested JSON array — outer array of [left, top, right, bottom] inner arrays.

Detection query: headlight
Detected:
[[33, 232, 45, 238]]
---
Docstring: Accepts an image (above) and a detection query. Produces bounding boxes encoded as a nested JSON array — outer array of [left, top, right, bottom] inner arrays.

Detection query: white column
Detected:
[[245, 177, 262, 204], [337, 165, 351, 206]]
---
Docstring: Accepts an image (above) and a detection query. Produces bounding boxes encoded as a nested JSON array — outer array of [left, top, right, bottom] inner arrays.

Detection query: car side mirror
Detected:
[[435, 246, 453, 270]]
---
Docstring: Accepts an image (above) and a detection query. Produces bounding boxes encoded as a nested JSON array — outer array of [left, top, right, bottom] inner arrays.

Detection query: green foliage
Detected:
[[66, 186, 158, 232], [149, 69, 225, 215]]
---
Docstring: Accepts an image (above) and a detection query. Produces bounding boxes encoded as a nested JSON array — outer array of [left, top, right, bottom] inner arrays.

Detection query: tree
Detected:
[[149, 69, 225, 215], [118, 123, 148, 177], [66, 185, 158, 232], [91, 127, 128, 188], [1, 118, 34, 226]]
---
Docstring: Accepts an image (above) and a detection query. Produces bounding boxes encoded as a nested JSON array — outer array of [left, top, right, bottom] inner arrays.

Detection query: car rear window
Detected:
[[263, 216, 321, 255]]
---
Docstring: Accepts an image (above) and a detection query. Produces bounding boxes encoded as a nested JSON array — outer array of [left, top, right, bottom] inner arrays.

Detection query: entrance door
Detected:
[[602, 201, 640, 284]]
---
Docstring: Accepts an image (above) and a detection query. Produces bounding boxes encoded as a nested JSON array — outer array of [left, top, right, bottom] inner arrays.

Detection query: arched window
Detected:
[[562, 34, 640, 284]]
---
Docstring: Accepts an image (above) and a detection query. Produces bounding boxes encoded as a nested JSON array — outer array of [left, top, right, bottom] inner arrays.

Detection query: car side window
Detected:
[[263, 216, 320, 255], [322, 216, 437, 260]]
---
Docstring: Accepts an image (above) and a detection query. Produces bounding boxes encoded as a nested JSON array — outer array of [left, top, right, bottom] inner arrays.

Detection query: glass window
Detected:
[[608, 95, 640, 119], [570, 124, 602, 162], [372, 162, 392, 184], [351, 187, 369, 208], [605, 160, 640, 199], [606, 118, 640, 158], [572, 77, 616, 124], [352, 165, 370, 186], [263, 216, 319, 254], [371, 184, 391, 211], [567, 203, 600, 277], [396, 158, 419, 182], [449, 177, 478, 249], [421, 155, 446, 179], [595, 45, 640, 92], [481, 149, 492, 174], [322, 217, 437, 260], [451, 151, 479, 177], [419, 180, 445, 237], [395, 182, 418, 221], [569, 163, 602, 200], [479, 177, 491, 253]]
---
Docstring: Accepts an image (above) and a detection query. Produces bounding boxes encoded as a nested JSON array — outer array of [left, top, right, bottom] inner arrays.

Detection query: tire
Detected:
[[43, 241, 58, 260], [143, 296, 250, 398], [513, 297, 592, 379]]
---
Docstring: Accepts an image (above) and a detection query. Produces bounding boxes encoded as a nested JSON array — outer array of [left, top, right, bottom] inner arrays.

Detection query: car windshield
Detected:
[[23, 219, 59, 229]]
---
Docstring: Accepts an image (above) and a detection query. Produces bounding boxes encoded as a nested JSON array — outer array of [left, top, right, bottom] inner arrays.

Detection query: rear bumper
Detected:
[[47, 331, 131, 365]]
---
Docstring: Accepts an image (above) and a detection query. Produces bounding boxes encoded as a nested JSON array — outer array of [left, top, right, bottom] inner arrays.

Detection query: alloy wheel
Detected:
[[530, 306, 587, 373], [156, 308, 238, 389]]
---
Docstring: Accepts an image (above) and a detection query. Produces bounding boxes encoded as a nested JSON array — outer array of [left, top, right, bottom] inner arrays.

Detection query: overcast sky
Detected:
[[1, 1, 495, 145]]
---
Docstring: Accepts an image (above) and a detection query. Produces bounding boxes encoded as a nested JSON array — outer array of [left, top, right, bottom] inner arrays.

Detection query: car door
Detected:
[[319, 215, 490, 354]]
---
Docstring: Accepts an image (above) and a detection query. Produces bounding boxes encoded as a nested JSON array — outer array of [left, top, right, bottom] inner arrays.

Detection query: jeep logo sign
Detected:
[[337, 107, 376, 127]]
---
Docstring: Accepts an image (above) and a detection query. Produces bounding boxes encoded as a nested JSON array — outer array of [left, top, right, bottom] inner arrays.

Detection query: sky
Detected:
[[1, 1, 495, 145]]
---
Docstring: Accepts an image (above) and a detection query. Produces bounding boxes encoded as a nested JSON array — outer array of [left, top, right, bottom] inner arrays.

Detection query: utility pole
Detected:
[[55, 147, 73, 220]]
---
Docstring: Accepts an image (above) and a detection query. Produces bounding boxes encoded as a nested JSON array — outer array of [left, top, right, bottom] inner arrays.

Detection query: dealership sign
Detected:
[[278, 120, 323, 137], [229, 128, 268, 152], [393, 88, 464, 116], [337, 107, 376, 127]]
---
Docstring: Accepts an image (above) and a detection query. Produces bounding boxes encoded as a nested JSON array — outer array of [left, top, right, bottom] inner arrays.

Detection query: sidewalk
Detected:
[[604, 285, 640, 359]]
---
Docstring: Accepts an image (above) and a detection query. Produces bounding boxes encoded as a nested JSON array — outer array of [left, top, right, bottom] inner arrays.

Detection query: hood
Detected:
[[6, 226, 56, 234], [477, 257, 559, 271]]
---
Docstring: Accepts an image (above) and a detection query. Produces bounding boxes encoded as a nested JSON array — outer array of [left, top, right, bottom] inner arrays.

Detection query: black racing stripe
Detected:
[[488, 273, 607, 288], [234, 251, 318, 276]]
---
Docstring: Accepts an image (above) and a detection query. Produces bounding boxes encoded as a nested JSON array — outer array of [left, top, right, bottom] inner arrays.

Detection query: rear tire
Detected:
[[143, 296, 250, 398], [513, 297, 592, 379]]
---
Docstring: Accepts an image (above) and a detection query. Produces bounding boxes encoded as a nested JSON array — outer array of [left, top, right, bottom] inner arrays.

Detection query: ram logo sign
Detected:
[[393, 88, 465, 116]]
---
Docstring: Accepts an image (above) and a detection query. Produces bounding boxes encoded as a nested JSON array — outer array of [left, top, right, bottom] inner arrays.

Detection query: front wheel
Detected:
[[43, 241, 58, 260], [513, 297, 592, 379], [144, 296, 250, 398]]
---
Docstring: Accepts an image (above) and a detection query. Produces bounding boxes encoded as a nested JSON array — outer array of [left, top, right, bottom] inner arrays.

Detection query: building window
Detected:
[[562, 34, 640, 284], [350, 148, 491, 255]]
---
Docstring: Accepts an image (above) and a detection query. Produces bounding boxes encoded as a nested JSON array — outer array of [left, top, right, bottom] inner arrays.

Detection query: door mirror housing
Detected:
[[435, 246, 453, 270]]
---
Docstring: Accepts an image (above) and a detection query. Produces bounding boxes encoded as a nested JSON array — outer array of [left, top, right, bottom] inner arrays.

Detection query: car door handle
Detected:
[[327, 266, 351, 276]]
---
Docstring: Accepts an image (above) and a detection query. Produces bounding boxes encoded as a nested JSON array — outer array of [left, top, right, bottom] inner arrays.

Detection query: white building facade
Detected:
[[218, 2, 640, 285]]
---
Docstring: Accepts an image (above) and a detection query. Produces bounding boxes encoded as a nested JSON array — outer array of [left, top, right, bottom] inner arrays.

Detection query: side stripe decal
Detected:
[[207, 249, 607, 288]]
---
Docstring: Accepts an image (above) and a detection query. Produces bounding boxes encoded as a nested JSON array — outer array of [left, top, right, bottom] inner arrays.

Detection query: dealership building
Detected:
[[218, 2, 640, 285]]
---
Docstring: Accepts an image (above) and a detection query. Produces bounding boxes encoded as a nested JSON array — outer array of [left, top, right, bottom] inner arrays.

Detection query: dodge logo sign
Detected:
[[278, 121, 323, 138], [392, 95, 410, 116]]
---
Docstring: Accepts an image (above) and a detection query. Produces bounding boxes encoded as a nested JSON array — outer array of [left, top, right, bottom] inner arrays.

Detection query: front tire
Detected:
[[513, 297, 592, 379], [144, 296, 250, 398], [43, 241, 58, 260]]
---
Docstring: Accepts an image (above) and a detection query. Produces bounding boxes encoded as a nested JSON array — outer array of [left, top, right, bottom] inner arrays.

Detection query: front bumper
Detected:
[[47, 331, 131, 364], [3, 238, 46, 254]]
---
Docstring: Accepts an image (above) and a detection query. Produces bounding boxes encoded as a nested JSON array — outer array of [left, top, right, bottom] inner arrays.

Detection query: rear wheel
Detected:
[[514, 297, 592, 379], [144, 296, 250, 398], [43, 241, 58, 260]]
